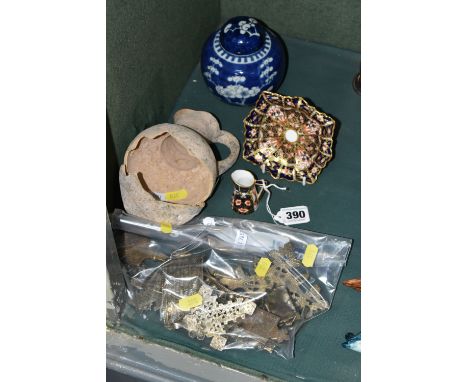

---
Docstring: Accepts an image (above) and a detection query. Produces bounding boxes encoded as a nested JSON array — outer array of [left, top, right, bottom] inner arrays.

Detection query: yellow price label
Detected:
[[302, 244, 318, 267], [178, 293, 203, 310], [255, 257, 272, 277], [160, 222, 172, 233], [164, 189, 188, 201]]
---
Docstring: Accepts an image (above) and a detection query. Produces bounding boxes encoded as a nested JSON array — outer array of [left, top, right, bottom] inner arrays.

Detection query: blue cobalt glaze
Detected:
[[342, 333, 361, 353], [201, 16, 287, 106]]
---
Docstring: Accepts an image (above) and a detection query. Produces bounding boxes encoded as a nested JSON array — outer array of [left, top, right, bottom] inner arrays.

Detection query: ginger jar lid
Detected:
[[220, 16, 266, 55]]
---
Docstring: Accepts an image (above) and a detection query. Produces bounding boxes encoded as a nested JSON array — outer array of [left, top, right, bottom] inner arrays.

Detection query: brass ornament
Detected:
[[216, 243, 329, 319], [124, 239, 330, 353], [182, 285, 257, 349]]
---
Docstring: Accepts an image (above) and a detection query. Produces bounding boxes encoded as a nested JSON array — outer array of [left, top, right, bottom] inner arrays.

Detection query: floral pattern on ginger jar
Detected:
[[201, 16, 287, 106]]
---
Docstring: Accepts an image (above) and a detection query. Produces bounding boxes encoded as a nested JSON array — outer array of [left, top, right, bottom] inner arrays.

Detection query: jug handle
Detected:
[[214, 130, 240, 175]]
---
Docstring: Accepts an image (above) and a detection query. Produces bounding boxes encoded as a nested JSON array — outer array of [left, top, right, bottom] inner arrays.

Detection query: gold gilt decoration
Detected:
[[243, 91, 336, 184]]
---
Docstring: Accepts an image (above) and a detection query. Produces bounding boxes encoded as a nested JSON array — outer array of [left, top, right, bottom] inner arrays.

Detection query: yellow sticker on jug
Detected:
[[302, 244, 318, 267], [178, 293, 203, 310], [160, 222, 172, 234], [164, 189, 188, 201], [255, 257, 272, 277]]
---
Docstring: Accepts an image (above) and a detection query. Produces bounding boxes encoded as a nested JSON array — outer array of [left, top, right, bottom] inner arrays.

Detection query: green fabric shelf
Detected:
[[118, 37, 361, 382]]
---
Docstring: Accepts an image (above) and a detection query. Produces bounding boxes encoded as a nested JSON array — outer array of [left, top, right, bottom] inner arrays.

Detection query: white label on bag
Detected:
[[202, 217, 216, 226], [234, 230, 248, 247], [274, 206, 310, 225]]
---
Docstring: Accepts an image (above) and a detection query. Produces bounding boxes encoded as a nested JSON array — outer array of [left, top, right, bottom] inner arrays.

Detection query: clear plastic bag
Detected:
[[111, 209, 352, 359]]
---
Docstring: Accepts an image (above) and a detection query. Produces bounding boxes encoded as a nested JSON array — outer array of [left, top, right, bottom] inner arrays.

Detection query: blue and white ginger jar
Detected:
[[201, 16, 287, 106]]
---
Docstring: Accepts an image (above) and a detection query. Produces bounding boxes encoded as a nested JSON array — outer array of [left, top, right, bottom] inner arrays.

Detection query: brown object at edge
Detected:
[[238, 308, 289, 344], [343, 278, 361, 292]]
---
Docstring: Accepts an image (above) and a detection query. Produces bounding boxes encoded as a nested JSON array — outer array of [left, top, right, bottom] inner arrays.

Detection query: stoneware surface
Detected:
[[124, 123, 217, 205], [201, 16, 286, 106], [120, 112, 240, 224], [173, 108, 240, 174], [119, 167, 204, 225]]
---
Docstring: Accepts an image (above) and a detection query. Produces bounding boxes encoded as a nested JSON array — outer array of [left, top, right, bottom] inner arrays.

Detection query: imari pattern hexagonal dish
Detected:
[[243, 91, 336, 184]]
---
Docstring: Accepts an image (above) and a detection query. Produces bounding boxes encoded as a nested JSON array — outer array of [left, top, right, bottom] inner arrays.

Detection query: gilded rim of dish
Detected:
[[242, 91, 336, 185]]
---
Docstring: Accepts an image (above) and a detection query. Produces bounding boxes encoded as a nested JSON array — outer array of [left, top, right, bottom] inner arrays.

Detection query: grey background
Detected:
[[220, 0, 361, 51], [108, 369, 144, 382]]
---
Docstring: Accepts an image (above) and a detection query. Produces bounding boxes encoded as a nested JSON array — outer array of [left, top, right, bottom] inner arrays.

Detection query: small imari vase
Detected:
[[230, 169, 263, 214], [201, 16, 287, 106]]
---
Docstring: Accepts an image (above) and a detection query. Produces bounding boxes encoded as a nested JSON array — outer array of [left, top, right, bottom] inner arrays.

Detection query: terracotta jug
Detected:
[[119, 109, 239, 225]]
